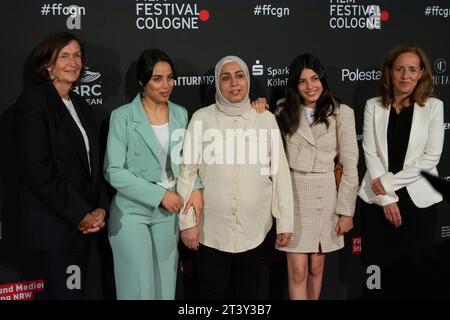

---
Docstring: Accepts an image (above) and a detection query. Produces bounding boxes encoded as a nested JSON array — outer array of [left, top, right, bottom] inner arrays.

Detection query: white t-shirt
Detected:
[[62, 98, 91, 172], [304, 106, 315, 126], [151, 122, 175, 189]]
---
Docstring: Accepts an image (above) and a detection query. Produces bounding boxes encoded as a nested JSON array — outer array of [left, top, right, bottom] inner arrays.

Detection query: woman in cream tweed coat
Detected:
[[276, 54, 359, 300]]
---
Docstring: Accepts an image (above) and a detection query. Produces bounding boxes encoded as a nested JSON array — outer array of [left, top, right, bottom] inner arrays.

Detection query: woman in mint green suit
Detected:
[[105, 49, 202, 300]]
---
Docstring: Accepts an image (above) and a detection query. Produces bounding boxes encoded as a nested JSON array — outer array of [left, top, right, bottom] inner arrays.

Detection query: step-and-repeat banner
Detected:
[[1, 0, 449, 299]]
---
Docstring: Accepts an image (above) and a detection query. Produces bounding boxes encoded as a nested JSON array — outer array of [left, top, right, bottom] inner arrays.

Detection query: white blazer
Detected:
[[358, 96, 444, 208]]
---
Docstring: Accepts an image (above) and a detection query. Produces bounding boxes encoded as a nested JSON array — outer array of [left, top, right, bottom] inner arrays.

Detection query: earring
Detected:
[[47, 68, 55, 81]]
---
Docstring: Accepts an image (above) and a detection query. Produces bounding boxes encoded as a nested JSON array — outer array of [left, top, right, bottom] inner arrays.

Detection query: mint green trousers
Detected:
[[108, 203, 179, 300]]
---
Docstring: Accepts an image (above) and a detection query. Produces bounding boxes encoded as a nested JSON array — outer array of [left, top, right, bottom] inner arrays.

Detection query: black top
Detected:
[[387, 104, 414, 197]]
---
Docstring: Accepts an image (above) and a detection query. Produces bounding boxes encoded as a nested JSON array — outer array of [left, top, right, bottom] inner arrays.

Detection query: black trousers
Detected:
[[360, 191, 438, 299], [196, 242, 265, 300], [20, 248, 89, 300], [361, 190, 437, 266]]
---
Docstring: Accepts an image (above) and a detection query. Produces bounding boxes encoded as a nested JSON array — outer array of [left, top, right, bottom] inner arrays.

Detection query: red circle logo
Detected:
[[381, 10, 390, 22], [199, 9, 210, 22]]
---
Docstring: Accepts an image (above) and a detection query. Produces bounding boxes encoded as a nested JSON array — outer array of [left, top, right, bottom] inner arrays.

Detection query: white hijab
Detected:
[[214, 55, 251, 116]]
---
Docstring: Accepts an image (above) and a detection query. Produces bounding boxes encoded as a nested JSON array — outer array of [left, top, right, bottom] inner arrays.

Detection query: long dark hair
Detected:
[[277, 53, 339, 136], [32, 31, 85, 84]]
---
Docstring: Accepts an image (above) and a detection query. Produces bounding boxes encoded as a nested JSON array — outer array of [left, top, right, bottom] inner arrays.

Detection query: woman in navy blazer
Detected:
[[358, 45, 444, 298], [15, 32, 108, 299], [105, 49, 202, 300]]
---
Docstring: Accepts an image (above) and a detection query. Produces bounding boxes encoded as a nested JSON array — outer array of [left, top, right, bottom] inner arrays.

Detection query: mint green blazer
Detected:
[[105, 93, 196, 214]]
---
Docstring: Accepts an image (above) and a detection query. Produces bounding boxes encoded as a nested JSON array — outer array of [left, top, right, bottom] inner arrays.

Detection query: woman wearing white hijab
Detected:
[[177, 56, 294, 299]]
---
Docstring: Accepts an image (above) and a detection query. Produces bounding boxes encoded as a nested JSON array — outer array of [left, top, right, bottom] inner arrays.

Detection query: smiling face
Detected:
[[391, 52, 423, 98], [297, 68, 323, 108], [142, 61, 174, 104], [47, 40, 82, 85], [218, 61, 249, 103]]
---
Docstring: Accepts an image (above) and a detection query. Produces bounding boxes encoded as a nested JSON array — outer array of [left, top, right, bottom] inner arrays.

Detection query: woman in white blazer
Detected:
[[358, 45, 444, 298]]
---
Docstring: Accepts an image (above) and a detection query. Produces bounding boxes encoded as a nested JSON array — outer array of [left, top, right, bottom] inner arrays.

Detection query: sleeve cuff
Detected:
[[275, 218, 294, 234], [379, 172, 395, 196], [178, 206, 197, 231], [369, 194, 398, 206], [335, 210, 353, 217], [152, 186, 167, 208], [193, 176, 203, 189]]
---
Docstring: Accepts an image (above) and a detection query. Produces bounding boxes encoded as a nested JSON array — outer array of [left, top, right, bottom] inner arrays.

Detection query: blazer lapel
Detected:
[[297, 110, 316, 146], [168, 101, 185, 157], [374, 103, 390, 168], [47, 84, 91, 174], [70, 92, 98, 177], [403, 103, 426, 165], [131, 95, 163, 169], [310, 121, 328, 141]]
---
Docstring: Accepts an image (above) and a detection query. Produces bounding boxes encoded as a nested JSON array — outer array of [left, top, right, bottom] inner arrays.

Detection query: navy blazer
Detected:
[[14, 82, 108, 251]]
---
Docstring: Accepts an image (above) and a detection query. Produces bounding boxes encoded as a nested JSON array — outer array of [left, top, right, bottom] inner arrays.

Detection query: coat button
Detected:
[[134, 151, 141, 156], [140, 167, 147, 172]]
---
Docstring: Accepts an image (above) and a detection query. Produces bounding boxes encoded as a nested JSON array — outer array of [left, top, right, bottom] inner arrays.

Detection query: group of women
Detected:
[[14, 31, 444, 300]]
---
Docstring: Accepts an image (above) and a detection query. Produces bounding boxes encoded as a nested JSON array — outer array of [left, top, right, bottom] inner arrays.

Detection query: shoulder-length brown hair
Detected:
[[32, 31, 85, 84], [380, 45, 434, 108]]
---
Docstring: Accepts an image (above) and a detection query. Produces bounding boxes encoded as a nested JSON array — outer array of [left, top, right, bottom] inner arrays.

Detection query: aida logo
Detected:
[[80, 70, 101, 83], [72, 67, 103, 105], [441, 225, 450, 238]]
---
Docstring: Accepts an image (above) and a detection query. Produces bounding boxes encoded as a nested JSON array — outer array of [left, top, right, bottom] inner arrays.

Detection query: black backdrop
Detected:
[[1, 0, 449, 300]]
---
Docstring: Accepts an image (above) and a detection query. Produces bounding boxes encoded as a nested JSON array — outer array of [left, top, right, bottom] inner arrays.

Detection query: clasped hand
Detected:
[[180, 189, 204, 251], [335, 215, 353, 236], [77, 208, 106, 234], [250, 97, 269, 113], [276, 233, 292, 247]]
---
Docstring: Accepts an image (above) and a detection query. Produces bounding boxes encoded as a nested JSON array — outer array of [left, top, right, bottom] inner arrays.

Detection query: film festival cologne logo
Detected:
[[135, 0, 210, 30], [40, 3, 85, 30], [329, 0, 390, 30]]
